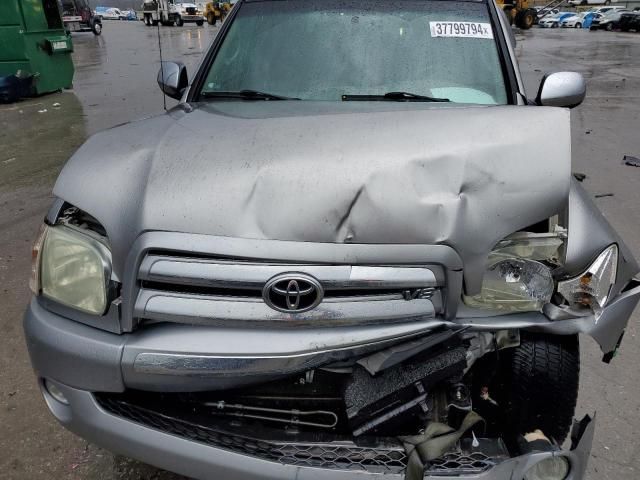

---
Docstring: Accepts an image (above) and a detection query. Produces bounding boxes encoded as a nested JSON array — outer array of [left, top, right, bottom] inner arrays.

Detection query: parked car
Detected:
[[561, 13, 583, 27], [569, 0, 624, 5], [533, 6, 559, 24], [578, 5, 626, 14], [539, 12, 574, 27], [24, 0, 640, 480], [619, 11, 640, 31], [561, 11, 597, 28], [120, 9, 138, 20], [94, 6, 126, 20], [590, 9, 629, 30]]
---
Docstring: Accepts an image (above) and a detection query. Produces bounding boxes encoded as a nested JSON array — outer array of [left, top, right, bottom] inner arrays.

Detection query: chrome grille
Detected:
[[428, 451, 497, 474], [134, 254, 443, 327]]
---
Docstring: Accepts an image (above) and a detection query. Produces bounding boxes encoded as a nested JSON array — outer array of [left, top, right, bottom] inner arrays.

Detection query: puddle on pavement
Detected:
[[0, 91, 86, 191]]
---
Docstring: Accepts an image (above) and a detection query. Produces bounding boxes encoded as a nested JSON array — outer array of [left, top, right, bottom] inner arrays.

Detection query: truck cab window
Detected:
[[43, 0, 63, 29]]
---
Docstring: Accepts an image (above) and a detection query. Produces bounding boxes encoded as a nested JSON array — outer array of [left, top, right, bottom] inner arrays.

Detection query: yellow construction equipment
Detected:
[[496, 0, 537, 29], [204, 1, 232, 25]]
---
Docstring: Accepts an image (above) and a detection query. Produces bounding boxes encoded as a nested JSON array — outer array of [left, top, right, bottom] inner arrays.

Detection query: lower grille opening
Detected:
[[94, 386, 508, 475], [95, 392, 408, 473]]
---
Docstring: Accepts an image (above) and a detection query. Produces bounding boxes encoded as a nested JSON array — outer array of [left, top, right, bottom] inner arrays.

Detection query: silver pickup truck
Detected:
[[24, 0, 640, 479]]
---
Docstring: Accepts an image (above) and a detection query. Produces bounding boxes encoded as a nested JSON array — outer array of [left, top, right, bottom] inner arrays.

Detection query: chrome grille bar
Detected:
[[135, 290, 435, 327], [138, 255, 438, 290]]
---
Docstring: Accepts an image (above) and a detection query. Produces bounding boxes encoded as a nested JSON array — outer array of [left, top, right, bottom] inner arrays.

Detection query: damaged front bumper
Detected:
[[24, 275, 638, 480], [42, 379, 595, 480]]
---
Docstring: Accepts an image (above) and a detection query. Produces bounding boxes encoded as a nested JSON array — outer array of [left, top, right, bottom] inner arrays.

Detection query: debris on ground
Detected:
[[37, 109, 47, 113], [595, 193, 614, 198], [623, 155, 640, 167], [573, 172, 587, 182]]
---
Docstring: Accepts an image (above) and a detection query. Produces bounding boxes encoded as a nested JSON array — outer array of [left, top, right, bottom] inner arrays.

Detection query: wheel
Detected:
[[575, 23, 582, 28], [92, 21, 102, 35], [196, 20, 204, 26], [606, 22, 613, 31], [176, 16, 184, 26], [207, 13, 216, 25], [516, 10, 535, 29], [152, 19, 158, 26], [580, 0, 587, 4], [552, 22, 558, 28], [500, 333, 579, 443]]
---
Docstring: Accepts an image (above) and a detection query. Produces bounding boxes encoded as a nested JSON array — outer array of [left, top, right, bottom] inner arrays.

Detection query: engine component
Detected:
[[352, 383, 429, 436], [344, 346, 467, 436], [356, 328, 464, 376], [204, 401, 339, 429]]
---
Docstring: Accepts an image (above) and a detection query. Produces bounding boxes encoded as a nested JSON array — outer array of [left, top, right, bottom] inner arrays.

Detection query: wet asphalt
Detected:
[[0, 21, 639, 480]]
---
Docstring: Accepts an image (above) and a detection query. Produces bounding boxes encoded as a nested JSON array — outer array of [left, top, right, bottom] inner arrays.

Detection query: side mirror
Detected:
[[157, 61, 188, 100], [536, 72, 586, 108]]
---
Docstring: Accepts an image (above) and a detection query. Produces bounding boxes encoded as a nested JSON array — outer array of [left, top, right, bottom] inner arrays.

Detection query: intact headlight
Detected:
[[464, 234, 562, 312], [36, 225, 112, 315]]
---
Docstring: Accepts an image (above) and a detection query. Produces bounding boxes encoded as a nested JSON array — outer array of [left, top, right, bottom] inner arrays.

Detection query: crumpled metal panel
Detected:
[[565, 178, 640, 297], [53, 103, 571, 294]]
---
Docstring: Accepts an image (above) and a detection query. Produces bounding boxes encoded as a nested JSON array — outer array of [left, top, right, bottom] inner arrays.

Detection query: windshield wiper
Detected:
[[200, 90, 299, 101], [342, 91, 450, 102]]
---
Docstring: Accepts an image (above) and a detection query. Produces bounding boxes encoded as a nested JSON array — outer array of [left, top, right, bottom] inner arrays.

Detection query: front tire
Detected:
[[606, 22, 613, 31], [176, 16, 184, 27], [92, 21, 102, 35], [500, 332, 579, 443], [575, 23, 582, 28], [196, 20, 204, 26], [516, 10, 535, 29]]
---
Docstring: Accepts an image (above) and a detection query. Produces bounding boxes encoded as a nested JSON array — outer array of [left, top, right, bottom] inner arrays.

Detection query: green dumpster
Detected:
[[0, 0, 75, 96]]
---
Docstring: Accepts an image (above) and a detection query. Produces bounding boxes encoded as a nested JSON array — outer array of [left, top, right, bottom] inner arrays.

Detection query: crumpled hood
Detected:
[[54, 102, 571, 293]]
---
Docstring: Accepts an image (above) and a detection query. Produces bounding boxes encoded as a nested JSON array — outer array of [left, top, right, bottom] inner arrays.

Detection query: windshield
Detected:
[[199, 0, 509, 105]]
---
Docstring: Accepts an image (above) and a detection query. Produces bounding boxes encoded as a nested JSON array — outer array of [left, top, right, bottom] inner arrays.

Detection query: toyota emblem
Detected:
[[263, 273, 324, 313]]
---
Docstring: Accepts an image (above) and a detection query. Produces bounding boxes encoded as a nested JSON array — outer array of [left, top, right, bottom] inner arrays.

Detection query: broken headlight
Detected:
[[524, 456, 570, 480], [464, 234, 563, 312], [33, 224, 112, 315], [557, 244, 617, 311]]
